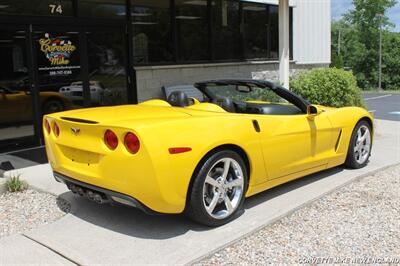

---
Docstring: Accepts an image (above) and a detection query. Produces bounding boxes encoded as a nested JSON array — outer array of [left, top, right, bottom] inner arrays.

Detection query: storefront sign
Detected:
[[39, 33, 76, 66], [37, 33, 80, 77]]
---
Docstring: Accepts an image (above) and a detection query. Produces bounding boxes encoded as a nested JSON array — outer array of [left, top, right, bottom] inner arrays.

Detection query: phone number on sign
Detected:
[[49, 70, 72, 76]]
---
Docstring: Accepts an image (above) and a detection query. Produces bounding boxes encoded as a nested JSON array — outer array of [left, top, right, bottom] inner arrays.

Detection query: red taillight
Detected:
[[104, 130, 118, 150], [53, 122, 60, 137], [124, 132, 140, 154], [44, 119, 51, 134]]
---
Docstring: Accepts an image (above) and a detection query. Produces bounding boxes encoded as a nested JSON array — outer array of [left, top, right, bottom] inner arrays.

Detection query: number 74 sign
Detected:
[[49, 4, 63, 14]]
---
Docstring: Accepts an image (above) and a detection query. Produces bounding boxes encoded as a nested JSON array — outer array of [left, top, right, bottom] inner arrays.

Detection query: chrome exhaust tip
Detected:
[[86, 190, 95, 201], [94, 193, 104, 204], [69, 184, 78, 194], [77, 187, 85, 197]]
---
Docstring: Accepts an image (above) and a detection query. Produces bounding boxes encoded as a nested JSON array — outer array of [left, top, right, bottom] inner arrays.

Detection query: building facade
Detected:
[[0, 0, 330, 153]]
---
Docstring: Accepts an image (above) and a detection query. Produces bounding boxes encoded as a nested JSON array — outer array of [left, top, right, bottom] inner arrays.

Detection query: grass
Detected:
[[6, 174, 27, 192]]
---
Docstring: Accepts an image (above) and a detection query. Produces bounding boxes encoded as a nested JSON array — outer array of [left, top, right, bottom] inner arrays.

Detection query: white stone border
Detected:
[[0, 178, 7, 195]]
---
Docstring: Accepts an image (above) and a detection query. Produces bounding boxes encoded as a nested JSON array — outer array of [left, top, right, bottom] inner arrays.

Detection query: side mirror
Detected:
[[307, 105, 322, 117]]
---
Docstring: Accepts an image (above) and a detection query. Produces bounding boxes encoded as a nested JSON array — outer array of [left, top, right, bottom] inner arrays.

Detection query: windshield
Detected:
[[205, 84, 284, 103], [199, 82, 306, 115]]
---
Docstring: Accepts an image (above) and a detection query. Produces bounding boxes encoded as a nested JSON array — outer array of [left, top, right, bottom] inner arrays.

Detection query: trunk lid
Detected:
[[54, 104, 191, 124]]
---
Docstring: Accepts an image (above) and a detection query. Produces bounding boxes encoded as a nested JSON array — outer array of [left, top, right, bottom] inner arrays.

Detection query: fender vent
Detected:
[[61, 117, 99, 124], [335, 129, 343, 152]]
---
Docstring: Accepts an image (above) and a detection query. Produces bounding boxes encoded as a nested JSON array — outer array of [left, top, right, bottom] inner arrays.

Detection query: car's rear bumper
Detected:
[[44, 115, 193, 214], [54, 171, 161, 215]]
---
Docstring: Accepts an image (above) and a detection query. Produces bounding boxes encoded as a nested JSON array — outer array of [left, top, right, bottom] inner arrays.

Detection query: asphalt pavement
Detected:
[[364, 92, 400, 121]]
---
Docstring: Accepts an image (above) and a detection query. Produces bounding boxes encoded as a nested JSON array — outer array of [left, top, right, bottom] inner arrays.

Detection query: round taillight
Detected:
[[53, 122, 60, 137], [44, 119, 51, 134], [124, 132, 140, 154], [104, 130, 118, 150]]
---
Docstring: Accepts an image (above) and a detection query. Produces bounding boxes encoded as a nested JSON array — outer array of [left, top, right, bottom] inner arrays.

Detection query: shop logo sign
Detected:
[[39, 33, 76, 66]]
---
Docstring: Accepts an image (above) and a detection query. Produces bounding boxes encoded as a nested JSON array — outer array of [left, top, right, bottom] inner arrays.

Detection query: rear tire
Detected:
[[344, 120, 372, 169], [186, 150, 248, 227]]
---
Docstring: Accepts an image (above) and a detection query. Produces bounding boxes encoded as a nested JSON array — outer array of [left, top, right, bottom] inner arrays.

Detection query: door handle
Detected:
[[252, 120, 260, 132]]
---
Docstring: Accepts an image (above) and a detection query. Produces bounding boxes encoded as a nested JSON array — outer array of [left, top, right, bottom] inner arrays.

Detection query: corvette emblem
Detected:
[[71, 128, 80, 135]]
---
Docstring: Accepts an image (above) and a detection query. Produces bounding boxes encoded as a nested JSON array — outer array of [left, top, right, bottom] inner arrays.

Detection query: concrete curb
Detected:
[[187, 162, 400, 265], [0, 178, 7, 195], [3, 164, 68, 196], [3, 173, 50, 197], [1, 171, 44, 196]]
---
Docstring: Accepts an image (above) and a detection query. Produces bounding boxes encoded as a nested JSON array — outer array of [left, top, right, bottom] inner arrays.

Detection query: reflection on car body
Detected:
[[0, 86, 72, 125]]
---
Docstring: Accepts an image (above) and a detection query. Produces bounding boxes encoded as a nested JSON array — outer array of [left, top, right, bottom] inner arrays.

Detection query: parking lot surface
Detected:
[[364, 93, 400, 121]]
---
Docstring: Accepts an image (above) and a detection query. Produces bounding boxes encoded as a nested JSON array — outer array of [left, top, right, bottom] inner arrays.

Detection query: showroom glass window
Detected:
[[175, 0, 209, 61], [265, 5, 293, 60], [131, 0, 173, 64], [211, 0, 241, 60], [87, 30, 128, 106], [242, 2, 268, 59], [269, 5, 279, 59], [79, 0, 126, 19], [0, 0, 73, 16]]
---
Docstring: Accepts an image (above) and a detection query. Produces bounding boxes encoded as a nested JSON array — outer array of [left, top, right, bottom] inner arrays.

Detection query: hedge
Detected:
[[290, 68, 365, 108]]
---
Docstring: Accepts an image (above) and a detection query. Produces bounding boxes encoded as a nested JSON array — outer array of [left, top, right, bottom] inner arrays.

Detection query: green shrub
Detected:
[[290, 68, 365, 108], [6, 175, 27, 192]]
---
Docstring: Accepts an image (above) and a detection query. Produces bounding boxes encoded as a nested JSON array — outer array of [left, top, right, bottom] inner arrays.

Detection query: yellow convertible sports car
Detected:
[[44, 79, 373, 226]]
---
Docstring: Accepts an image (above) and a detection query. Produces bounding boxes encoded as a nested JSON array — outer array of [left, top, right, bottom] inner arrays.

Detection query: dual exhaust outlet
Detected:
[[68, 183, 109, 204]]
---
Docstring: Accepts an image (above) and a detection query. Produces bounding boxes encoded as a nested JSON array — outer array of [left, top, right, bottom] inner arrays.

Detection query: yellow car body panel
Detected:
[[44, 101, 373, 214]]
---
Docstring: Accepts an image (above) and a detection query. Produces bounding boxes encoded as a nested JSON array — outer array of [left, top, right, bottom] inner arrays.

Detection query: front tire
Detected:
[[186, 150, 248, 227], [345, 120, 372, 169]]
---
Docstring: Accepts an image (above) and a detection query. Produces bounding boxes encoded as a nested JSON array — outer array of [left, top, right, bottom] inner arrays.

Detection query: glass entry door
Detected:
[[0, 25, 129, 152], [0, 26, 36, 151]]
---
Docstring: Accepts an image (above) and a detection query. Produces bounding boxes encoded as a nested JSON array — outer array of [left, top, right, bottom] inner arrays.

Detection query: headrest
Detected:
[[167, 91, 190, 107]]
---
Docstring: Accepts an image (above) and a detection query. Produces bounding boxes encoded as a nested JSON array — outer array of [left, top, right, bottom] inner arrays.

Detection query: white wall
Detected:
[[293, 0, 331, 64]]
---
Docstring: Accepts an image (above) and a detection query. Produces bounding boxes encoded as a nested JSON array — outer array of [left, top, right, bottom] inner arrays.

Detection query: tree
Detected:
[[382, 32, 400, 90], [330, 52, 344, 69], [339, 0, 397, 89], [331, 20, 364, 70]]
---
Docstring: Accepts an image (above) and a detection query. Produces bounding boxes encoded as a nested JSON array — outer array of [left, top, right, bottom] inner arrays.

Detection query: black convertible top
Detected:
[[194, 79, 310, 113]]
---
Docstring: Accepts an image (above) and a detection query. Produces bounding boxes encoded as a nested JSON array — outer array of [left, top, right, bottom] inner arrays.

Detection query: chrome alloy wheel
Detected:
[[354, 125, 371, 164], [202, 158, 244, 219]]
